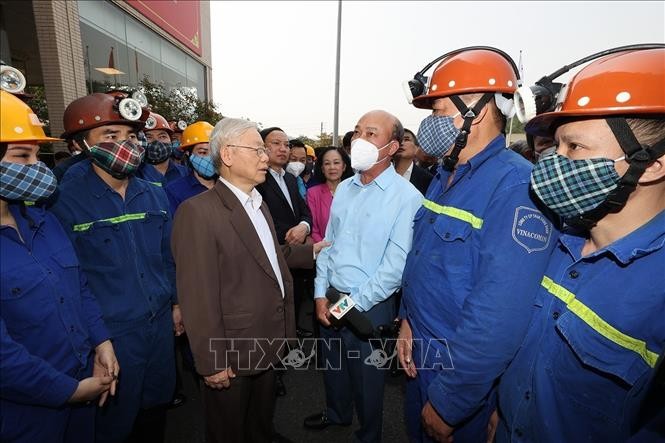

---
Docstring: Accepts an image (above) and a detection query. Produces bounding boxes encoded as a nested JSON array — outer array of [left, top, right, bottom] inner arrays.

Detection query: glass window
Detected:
[[78, 1, 206, 98]]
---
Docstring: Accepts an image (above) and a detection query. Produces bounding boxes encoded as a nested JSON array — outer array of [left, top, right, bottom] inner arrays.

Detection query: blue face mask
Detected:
[[170, 141, 184, 160], [145, 140, 171, 164], [417, 113, 461, 158], [189, 154, 216, 180], [0, 161, 58, 202], [137, 132, 148, 150]]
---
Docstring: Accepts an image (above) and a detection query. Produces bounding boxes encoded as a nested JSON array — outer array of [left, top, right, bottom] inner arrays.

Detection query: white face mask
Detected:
[[350, 138, 392, 171], [286, 161, 306, 177]]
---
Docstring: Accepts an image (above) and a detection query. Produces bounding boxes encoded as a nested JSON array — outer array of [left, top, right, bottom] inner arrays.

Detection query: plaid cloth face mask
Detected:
[[530, 153, 624, 218], [417, 113, 461, 157], [87, 140, 145, 179], [189, 153, 216, 179], [1, 161, 58, 202], [145, 140, 171, 165]]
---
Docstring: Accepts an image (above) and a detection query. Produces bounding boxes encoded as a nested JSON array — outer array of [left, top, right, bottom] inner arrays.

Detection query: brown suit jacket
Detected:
[[171, 180, 312, 376]]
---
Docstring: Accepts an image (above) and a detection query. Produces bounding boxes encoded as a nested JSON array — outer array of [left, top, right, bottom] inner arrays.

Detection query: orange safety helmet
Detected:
[[180, 121, 214, 150], [61, 92, 150, 139], [412, 49, 519, 110], [305, 145, 316, 160], [526, 48, 665, 137], [144, 112, 173, 135], [1, 90, 61, 143]]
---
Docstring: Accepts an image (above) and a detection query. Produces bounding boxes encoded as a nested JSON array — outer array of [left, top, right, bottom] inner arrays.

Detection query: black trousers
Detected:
[[291, 268, 314, 330], [202, 369, 275, 443]]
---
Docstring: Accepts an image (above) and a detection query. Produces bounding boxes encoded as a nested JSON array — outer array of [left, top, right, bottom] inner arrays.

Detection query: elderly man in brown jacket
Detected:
[[171, 118, 326, 442]]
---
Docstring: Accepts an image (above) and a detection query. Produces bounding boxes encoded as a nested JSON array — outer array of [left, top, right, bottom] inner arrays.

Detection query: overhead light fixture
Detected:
[[95, 47, 125, 76]]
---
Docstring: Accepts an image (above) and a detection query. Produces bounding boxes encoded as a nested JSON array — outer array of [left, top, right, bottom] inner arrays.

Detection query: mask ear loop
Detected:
[[443, 93, 493, 171]]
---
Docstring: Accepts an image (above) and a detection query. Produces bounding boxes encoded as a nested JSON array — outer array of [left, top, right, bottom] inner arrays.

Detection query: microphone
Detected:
[[325, 287, 376, 338]]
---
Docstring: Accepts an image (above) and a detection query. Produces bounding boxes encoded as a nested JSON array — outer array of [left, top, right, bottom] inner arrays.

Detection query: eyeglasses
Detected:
[[226, 144, 270, 157], [267, 140, 291, 150]]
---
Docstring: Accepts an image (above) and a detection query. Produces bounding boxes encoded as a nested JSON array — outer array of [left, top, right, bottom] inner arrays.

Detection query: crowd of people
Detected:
[[1, 43, 663, 443]]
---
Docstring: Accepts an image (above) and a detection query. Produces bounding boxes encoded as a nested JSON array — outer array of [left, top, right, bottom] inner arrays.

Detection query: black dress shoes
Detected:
[[296, 328, 313, 338], [303, 412, 351, 430], [168, 392, 186, 409]]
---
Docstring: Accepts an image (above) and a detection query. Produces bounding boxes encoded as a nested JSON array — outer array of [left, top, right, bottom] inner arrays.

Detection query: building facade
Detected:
[[0, 0, 212, 145]]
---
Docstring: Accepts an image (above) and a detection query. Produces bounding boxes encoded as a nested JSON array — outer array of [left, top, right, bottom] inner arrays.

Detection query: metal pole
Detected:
[[332, 0, 342, 146], [86, 45, 93, 93]]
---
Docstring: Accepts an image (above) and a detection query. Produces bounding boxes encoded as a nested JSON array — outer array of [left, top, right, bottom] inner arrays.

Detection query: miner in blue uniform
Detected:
[[496, 46, 665, 442], [0, 90, 119, 442], [139, 111, 187, 186], [49, 92, 182, 443], [164, 121, 216, 214], [396, 48, 558, 442], [57, 100, 186, 189]]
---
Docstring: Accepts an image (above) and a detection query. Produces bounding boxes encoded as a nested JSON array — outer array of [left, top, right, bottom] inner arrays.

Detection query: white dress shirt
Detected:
[[401, 161, 414, 182], [268, 167, 311, 233], [268, 167, 294, 211], [219, 177, 285, 298]]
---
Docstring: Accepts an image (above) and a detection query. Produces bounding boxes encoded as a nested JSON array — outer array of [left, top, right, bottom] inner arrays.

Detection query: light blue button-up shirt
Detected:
[[314, 164, 423, 312]]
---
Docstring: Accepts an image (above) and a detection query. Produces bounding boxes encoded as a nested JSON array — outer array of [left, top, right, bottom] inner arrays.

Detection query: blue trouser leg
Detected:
[[320, 297, 395, 443], [406, 332, 496, 443], [64, 402, 96, 443], [96, 310, 175, 443], [344, 330, 388, 443], [405, 343, 437, 443], [320, 323, 354, 425]]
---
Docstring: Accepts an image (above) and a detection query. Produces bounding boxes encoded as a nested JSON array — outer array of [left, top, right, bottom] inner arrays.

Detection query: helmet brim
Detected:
[[526, 106, 665, 137]]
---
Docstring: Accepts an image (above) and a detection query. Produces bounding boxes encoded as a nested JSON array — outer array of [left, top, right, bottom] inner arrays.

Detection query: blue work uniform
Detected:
[[49, 167, 176, 443], [1, 204, 110, 443], [138, 160, 187, 186], [496, 210, 665, 443], [58, 157, 92, 185], [52, 153, 88, 182], [164, 172, 208, 215], [400, 135, 558, 442], [314, 165, 423, 443]]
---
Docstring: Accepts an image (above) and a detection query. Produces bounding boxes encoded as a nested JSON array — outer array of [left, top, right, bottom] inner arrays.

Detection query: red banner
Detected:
[[126, 0, 202, 56]]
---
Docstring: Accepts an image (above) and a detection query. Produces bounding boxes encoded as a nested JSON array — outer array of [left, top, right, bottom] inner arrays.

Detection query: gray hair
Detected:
[[210, 118, 258, 172]]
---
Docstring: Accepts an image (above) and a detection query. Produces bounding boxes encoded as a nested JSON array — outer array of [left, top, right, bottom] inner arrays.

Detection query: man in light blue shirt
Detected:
[[303, 110, 423, 443]]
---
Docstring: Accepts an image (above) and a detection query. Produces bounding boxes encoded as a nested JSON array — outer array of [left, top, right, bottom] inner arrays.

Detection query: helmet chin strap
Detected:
[[567, 117, 665, 230], [443, 93, 493, 171]]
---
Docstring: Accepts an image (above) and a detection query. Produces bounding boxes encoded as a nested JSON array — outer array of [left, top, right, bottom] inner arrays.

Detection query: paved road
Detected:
[[165, 299, 409, 443], [165, 364, 408, 443]]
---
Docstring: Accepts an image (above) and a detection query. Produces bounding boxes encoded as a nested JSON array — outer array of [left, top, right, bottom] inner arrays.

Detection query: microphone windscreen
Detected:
[[325, 287, 341, 303]]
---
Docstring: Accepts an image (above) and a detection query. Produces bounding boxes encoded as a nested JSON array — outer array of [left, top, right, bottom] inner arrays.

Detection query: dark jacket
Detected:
[[410, 163, 434, 196], [256, 169, 312, 244]]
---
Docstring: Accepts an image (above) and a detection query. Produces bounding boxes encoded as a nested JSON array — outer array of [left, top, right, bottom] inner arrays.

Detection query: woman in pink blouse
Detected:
[[306, 147, 353, 242]]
